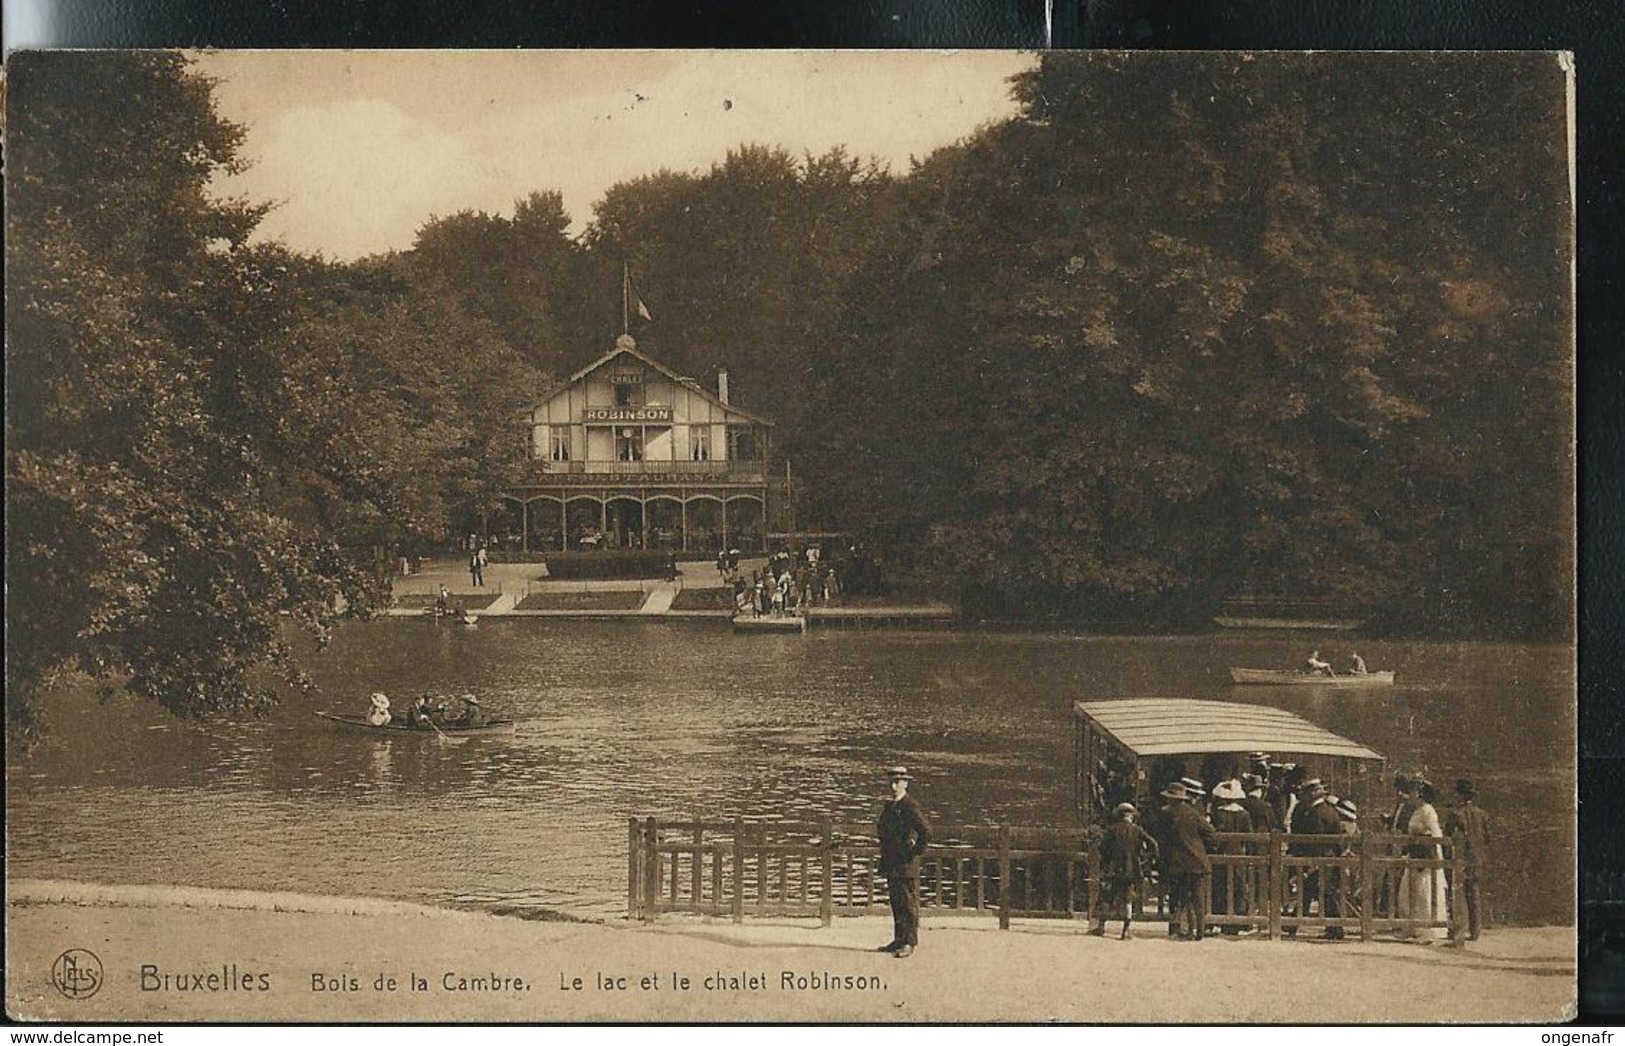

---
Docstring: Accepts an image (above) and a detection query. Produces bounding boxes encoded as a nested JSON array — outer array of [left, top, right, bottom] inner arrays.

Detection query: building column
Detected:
[[721, 497, 729, 550], [559, 499, 567, 552], [680, 498, 689, 553], [520, 500, 529, 553]]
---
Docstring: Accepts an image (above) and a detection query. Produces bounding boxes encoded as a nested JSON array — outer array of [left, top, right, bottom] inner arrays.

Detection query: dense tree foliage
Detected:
[[6, 54, 539, 737], [6, 51, 1573, 735], [807, 53, 1573, 632], [585, 145, 896, 466]]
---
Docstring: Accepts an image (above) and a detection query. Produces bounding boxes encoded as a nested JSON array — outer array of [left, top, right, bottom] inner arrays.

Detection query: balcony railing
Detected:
[[531, 459, 767, 481]]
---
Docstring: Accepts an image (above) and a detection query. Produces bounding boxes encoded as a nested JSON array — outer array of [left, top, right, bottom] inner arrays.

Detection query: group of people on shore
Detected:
[[365, 691, 485, 729], [730, 546, 840, 617], [871, 759, 1489, 957], [1088, 755, 1488, 944]]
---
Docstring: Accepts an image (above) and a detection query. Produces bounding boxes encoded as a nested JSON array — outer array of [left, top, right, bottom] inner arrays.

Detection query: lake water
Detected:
[[6, 624, 1575, 925]]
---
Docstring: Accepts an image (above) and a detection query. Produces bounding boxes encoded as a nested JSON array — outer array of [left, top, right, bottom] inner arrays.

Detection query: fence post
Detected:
[[1449, 831, 1468, 942], [692, 825, 704, 907], [1359, 829, 1375, 941], [628, 818, 643, 921], [1267, 831, 1283, 941], [1086, 841, 1100, 925], [998, 825, 1012, 931], [643, 817, 660, 923], [732, 817, 746, 924], [820, 819, 834, 927]]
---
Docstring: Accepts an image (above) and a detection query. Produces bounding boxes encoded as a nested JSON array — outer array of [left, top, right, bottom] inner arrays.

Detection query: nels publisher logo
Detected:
[[51, 948, 103, 1000]]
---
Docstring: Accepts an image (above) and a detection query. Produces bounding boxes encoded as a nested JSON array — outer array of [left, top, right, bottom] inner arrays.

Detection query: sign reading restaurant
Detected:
[[585, 406, 672, 423]]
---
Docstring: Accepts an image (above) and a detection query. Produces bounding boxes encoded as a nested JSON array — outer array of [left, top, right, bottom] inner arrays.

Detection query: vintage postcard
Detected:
[[5, 49, 1576, 1023]]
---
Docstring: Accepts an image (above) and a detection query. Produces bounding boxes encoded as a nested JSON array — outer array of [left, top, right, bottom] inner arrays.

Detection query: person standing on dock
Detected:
[[1091, 802, 1158, 939], [876, 766, 932, 958], [1155, 781, 1217, 940], [1444, 779, 1490, 942]]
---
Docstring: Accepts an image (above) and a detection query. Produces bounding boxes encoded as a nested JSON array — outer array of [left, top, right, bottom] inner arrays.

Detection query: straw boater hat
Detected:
[[1160, 782, 1190, 801], [886, 766, 913, 781], [1334, 797, 1359, 822], [1180, 777, 1207, 797], [1300, 777, 1326, 794], [1248, 751, 1272, 765], [1114, 802, 1138, 817], [1213, 780, 1246, 802]]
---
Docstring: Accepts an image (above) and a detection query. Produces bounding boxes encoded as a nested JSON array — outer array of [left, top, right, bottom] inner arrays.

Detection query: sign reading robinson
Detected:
[[585, 407, 672, 423]]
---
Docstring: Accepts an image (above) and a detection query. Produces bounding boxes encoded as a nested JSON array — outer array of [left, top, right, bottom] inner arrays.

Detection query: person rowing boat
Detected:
[[453, 693, 484, 728], [1304, 650, 1335, 677]]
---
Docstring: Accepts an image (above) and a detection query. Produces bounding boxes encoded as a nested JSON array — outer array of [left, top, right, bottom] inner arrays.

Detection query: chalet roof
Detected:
[[533, 340, 773, 426], [1073, 699, 1384, 761]]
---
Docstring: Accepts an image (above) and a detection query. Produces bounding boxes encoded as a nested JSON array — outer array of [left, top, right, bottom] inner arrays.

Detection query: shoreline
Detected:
[[7, 878, 1578, 1023]]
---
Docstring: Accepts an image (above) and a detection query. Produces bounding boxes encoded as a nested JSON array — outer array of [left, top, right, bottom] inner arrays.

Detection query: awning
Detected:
[[1074, 698, 1383, 761]]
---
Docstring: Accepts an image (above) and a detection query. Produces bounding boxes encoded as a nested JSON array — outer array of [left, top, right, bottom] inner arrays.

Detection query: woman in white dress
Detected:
[[1397, 777, 1449, 942]]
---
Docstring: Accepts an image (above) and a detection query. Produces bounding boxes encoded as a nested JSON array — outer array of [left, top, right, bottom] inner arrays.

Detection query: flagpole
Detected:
[[621, 261, 629, 335]]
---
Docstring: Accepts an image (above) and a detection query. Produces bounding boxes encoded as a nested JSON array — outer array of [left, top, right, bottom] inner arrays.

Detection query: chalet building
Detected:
[[498, 335, 784, 553]]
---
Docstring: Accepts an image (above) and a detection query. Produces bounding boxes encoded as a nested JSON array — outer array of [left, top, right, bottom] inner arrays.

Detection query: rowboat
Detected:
[[1228, 668, 1395, 687], [313, 711, 516, 735], [421, 606, 478, 624], [732, 613, 806, 634]]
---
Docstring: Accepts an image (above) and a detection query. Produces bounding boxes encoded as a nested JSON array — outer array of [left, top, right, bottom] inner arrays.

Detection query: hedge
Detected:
[[540, 550, 672, 580]]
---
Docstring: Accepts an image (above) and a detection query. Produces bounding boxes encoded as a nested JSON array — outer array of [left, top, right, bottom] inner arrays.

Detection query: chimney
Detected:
[[717, 369, 730, 405]]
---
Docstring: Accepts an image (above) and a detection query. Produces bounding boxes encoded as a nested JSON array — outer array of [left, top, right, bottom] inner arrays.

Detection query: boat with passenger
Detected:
[[731, 612, 806, 634], [314, 711, 516, 736], [1228, 668, 1395, 687]]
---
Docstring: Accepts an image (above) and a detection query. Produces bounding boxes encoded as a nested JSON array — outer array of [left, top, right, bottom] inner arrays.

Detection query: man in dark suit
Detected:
[[1289, 778, 1346, 938], [1155, 781, 1218, 940], [876, 766, 932, 958], [1444, 779, 1490, 942], [1091, 802, 1159, 939], [1240, 772, 1278, 834]]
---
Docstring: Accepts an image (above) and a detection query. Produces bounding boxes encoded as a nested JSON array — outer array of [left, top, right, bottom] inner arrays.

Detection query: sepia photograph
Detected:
[[5, 48, 1577, 1023]]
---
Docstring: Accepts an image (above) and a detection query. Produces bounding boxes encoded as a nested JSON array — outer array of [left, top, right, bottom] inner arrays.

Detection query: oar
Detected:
[[426, 717, 469, 746]]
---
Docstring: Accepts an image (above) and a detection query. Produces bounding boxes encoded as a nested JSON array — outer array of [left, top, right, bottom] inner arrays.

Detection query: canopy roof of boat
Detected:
[[1074, 698, 1383, 761]]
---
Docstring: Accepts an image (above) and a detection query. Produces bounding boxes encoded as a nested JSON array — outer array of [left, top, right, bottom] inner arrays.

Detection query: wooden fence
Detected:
[[627, 818, 1468, 940]]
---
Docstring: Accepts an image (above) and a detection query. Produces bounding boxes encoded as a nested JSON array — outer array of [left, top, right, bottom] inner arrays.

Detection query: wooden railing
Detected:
[[627, 819, 1468, 941], [534, 460, 767, 481]]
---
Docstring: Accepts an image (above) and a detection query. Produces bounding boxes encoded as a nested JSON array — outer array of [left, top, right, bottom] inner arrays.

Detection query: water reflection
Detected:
[[7, 625, 1574, 924]]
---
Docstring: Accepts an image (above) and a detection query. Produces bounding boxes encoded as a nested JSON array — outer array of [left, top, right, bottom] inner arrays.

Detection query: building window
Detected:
[[616, 428, 643, 461], [727, 426, 761, 462], [690, 427, 711, 461], [549, 426, 571, 461]]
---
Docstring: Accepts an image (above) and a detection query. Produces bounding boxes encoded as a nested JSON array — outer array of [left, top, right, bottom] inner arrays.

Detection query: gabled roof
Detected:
[[1074, 699, 1383, 760], [534, 340, 773, 426]]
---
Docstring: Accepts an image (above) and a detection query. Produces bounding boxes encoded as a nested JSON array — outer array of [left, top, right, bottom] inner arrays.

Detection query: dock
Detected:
[[731, 614, 807, 634], [805, 604, 956, 629], [384, 558, 957, 627]]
